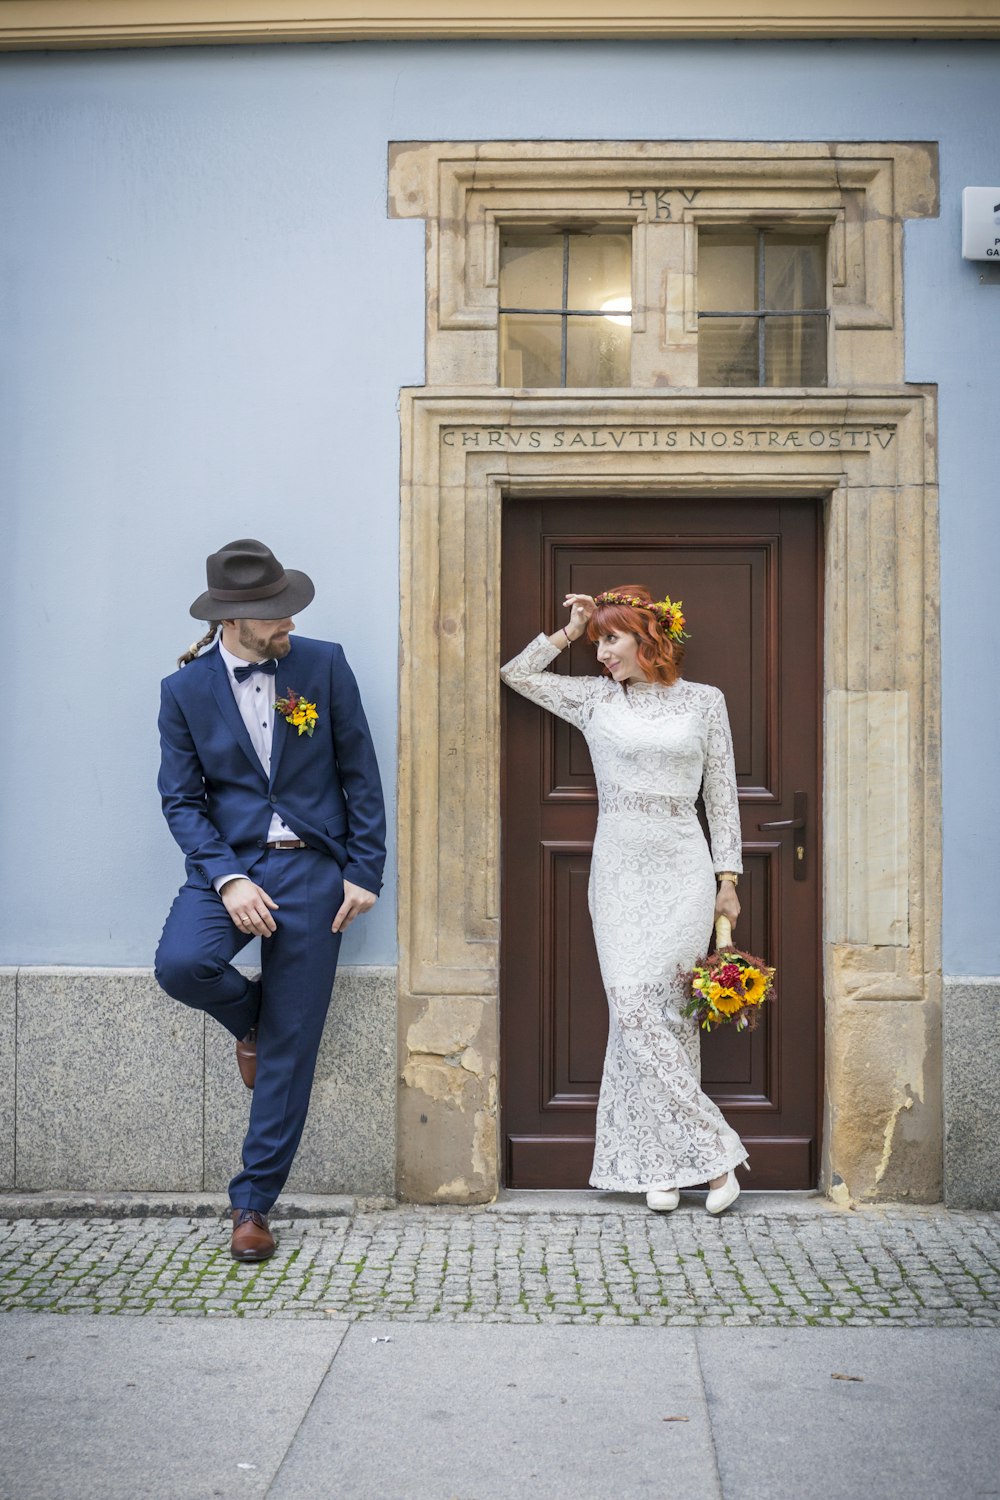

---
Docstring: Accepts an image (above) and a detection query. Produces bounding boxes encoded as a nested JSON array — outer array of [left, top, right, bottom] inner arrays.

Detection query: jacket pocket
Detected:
[[323, 815, 348, 866]]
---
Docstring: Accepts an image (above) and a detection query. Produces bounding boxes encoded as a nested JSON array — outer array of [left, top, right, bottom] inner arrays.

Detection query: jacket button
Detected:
[[269, 794, 278, 804], [257, 839, 265, 848]]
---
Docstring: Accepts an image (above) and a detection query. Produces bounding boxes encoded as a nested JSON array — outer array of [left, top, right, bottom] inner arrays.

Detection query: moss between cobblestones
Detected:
[[2, 1209, 999, 1325]]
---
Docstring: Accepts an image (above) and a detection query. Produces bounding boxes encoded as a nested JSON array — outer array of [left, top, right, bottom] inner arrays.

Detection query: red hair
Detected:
[[586, 584, 685, 686]]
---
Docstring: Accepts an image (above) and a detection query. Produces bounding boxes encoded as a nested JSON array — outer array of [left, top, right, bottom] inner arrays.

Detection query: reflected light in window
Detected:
[[601, 296, 632, 327]]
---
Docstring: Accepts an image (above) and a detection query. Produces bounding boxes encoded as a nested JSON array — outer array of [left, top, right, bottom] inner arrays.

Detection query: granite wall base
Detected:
[[10, 965, 997, 1207], [943, 977, 1000, 1210], [0, 970, 16, 1191], [5, 966, 396, 1198]]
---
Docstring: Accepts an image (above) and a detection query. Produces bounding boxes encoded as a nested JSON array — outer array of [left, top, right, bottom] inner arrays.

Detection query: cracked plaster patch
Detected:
[[401, 1054, 477, 1106], [875, 1090, 916, 1186], [472, 1107, 497, 1181], [405, 996, 483, 1057]]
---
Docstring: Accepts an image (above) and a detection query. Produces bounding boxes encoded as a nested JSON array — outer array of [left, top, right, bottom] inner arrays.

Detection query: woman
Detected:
[[500, 586, 748, 1214]]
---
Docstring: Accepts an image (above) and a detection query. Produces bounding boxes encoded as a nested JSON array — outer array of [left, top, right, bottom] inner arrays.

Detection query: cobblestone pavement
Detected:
[[3, 1203, 1000, 1327]]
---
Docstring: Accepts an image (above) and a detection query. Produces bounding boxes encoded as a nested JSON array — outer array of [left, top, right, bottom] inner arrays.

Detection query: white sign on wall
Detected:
[[962, 187, 1000, 261]]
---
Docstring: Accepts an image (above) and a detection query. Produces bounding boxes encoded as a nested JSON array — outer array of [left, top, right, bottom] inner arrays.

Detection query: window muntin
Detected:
[[499, 229, 632, 387], [698, 228, 828, 387]]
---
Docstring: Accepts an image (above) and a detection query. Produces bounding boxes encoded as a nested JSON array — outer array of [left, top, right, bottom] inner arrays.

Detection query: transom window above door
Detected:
[[391, 141, 935, 390], [499, 229, 632, 387], [698, 228, 829, 387]]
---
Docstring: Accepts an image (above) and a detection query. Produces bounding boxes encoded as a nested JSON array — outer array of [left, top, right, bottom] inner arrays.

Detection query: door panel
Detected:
[[501, 495, 822, 1189]]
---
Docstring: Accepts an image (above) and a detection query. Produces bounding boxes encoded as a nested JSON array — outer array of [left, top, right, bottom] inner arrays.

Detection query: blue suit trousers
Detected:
[[155, 846, 343, 1212]]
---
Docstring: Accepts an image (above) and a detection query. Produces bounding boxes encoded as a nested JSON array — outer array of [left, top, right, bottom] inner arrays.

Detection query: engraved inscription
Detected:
[[624, 188, 701, 219], [441, 425, 896, 451]]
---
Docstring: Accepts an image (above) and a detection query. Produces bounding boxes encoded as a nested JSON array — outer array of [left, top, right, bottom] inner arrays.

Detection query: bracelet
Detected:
[[716, 872, 739, 886], [560, 627, 572, 649]]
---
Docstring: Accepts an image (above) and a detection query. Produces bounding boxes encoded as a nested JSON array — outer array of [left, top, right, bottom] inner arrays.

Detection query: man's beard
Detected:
[[237, 621, 292, 659]]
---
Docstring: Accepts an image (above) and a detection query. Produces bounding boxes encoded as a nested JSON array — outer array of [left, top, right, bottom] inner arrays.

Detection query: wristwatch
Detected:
[[716, 871, 739, 886]]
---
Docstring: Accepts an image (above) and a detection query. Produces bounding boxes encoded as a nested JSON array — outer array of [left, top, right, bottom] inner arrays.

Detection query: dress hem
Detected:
[[588, 1143, 749, 1193]]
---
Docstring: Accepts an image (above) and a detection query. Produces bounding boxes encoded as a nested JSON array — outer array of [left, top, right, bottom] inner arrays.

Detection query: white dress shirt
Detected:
[[212, 639, 301, 893]]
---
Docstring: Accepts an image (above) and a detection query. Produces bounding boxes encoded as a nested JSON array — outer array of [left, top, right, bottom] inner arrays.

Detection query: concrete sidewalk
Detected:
[[2, 1315, 998, 1500]]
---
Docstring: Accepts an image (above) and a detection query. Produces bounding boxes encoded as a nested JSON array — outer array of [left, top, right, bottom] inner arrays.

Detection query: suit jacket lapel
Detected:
[[268, 648, 292, 788], [207, 646, 269, 784]]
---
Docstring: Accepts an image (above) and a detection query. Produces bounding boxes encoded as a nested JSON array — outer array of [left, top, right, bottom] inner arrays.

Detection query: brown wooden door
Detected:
[[500, 495, 822, 1190]]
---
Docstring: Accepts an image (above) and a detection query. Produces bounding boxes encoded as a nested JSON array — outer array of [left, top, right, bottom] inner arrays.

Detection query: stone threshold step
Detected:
[[488, 1188, 844, 1217], [0, 1187, 958, 1220]]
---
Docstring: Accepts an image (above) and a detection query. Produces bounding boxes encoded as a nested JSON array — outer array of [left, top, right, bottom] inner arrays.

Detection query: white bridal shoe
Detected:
[[646, 1187, 680, 1212], [705, 1171, 741, 1215]]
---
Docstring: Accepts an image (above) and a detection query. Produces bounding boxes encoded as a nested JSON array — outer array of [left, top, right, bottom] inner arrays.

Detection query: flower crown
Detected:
[[593, 591, 689, 642]]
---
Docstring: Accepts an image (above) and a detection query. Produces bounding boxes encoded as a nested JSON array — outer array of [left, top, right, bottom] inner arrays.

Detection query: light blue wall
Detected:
[[1, 41, 997, 971]]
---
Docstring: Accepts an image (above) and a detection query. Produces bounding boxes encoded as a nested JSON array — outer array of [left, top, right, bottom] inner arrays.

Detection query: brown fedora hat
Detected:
[[189, 538, 315, 621]]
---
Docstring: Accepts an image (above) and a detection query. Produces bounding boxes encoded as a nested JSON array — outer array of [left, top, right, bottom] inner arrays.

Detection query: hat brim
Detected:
[[189, 569, 315, 622]]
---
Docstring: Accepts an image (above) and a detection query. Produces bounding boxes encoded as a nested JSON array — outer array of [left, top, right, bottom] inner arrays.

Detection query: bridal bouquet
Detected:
[[682, 918, 776, 1033]]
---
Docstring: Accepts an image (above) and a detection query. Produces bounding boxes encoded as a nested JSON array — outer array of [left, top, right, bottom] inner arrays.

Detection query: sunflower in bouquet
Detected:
[[683, 937, 776, 1033]]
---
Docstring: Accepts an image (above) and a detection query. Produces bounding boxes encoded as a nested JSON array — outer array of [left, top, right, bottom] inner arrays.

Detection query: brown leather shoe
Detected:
[[230, 1208, 275, 1262], [235, 1028, 257, 1089]]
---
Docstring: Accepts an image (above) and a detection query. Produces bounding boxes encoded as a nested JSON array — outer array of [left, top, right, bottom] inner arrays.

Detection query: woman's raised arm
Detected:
[[500, 594, 601, 729]]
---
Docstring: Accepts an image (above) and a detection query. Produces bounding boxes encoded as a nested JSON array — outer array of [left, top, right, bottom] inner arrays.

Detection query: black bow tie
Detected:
[[233, 658, 278, 684]]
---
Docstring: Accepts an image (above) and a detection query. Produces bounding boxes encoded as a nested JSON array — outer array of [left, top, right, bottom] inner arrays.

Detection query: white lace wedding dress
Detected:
[[501, 634, 749, 1191]]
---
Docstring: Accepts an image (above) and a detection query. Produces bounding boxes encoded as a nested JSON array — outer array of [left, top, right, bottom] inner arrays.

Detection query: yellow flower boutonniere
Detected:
[[273, 689, 319, 738]]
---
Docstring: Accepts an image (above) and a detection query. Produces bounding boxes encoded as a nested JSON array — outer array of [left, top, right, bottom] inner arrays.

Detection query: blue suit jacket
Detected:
[[158, 636, 386, 895]]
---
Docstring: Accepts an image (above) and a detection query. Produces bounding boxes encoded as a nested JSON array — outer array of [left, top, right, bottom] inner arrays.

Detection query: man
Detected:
[[154, 538, 385, 1262]]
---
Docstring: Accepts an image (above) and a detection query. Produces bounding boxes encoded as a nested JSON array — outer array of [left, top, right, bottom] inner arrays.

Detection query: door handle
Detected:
[[758, 791, 808, 881]]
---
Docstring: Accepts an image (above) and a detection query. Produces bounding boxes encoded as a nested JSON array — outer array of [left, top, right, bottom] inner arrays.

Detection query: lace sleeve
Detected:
[[702, 688, 744, 873], [500, 634, 604, 730]]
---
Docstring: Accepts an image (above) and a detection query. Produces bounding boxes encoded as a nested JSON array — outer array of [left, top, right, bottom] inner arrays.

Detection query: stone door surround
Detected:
[[391, 141, 940, 1207]]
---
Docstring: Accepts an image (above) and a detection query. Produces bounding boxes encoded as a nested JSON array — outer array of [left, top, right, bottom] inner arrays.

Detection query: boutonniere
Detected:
[[273, 688, 319, 738]]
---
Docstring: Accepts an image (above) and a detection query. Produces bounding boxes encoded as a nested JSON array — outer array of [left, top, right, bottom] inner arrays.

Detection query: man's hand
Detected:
[[220, 877, 279, 936], [332, 880, 377, 934]]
